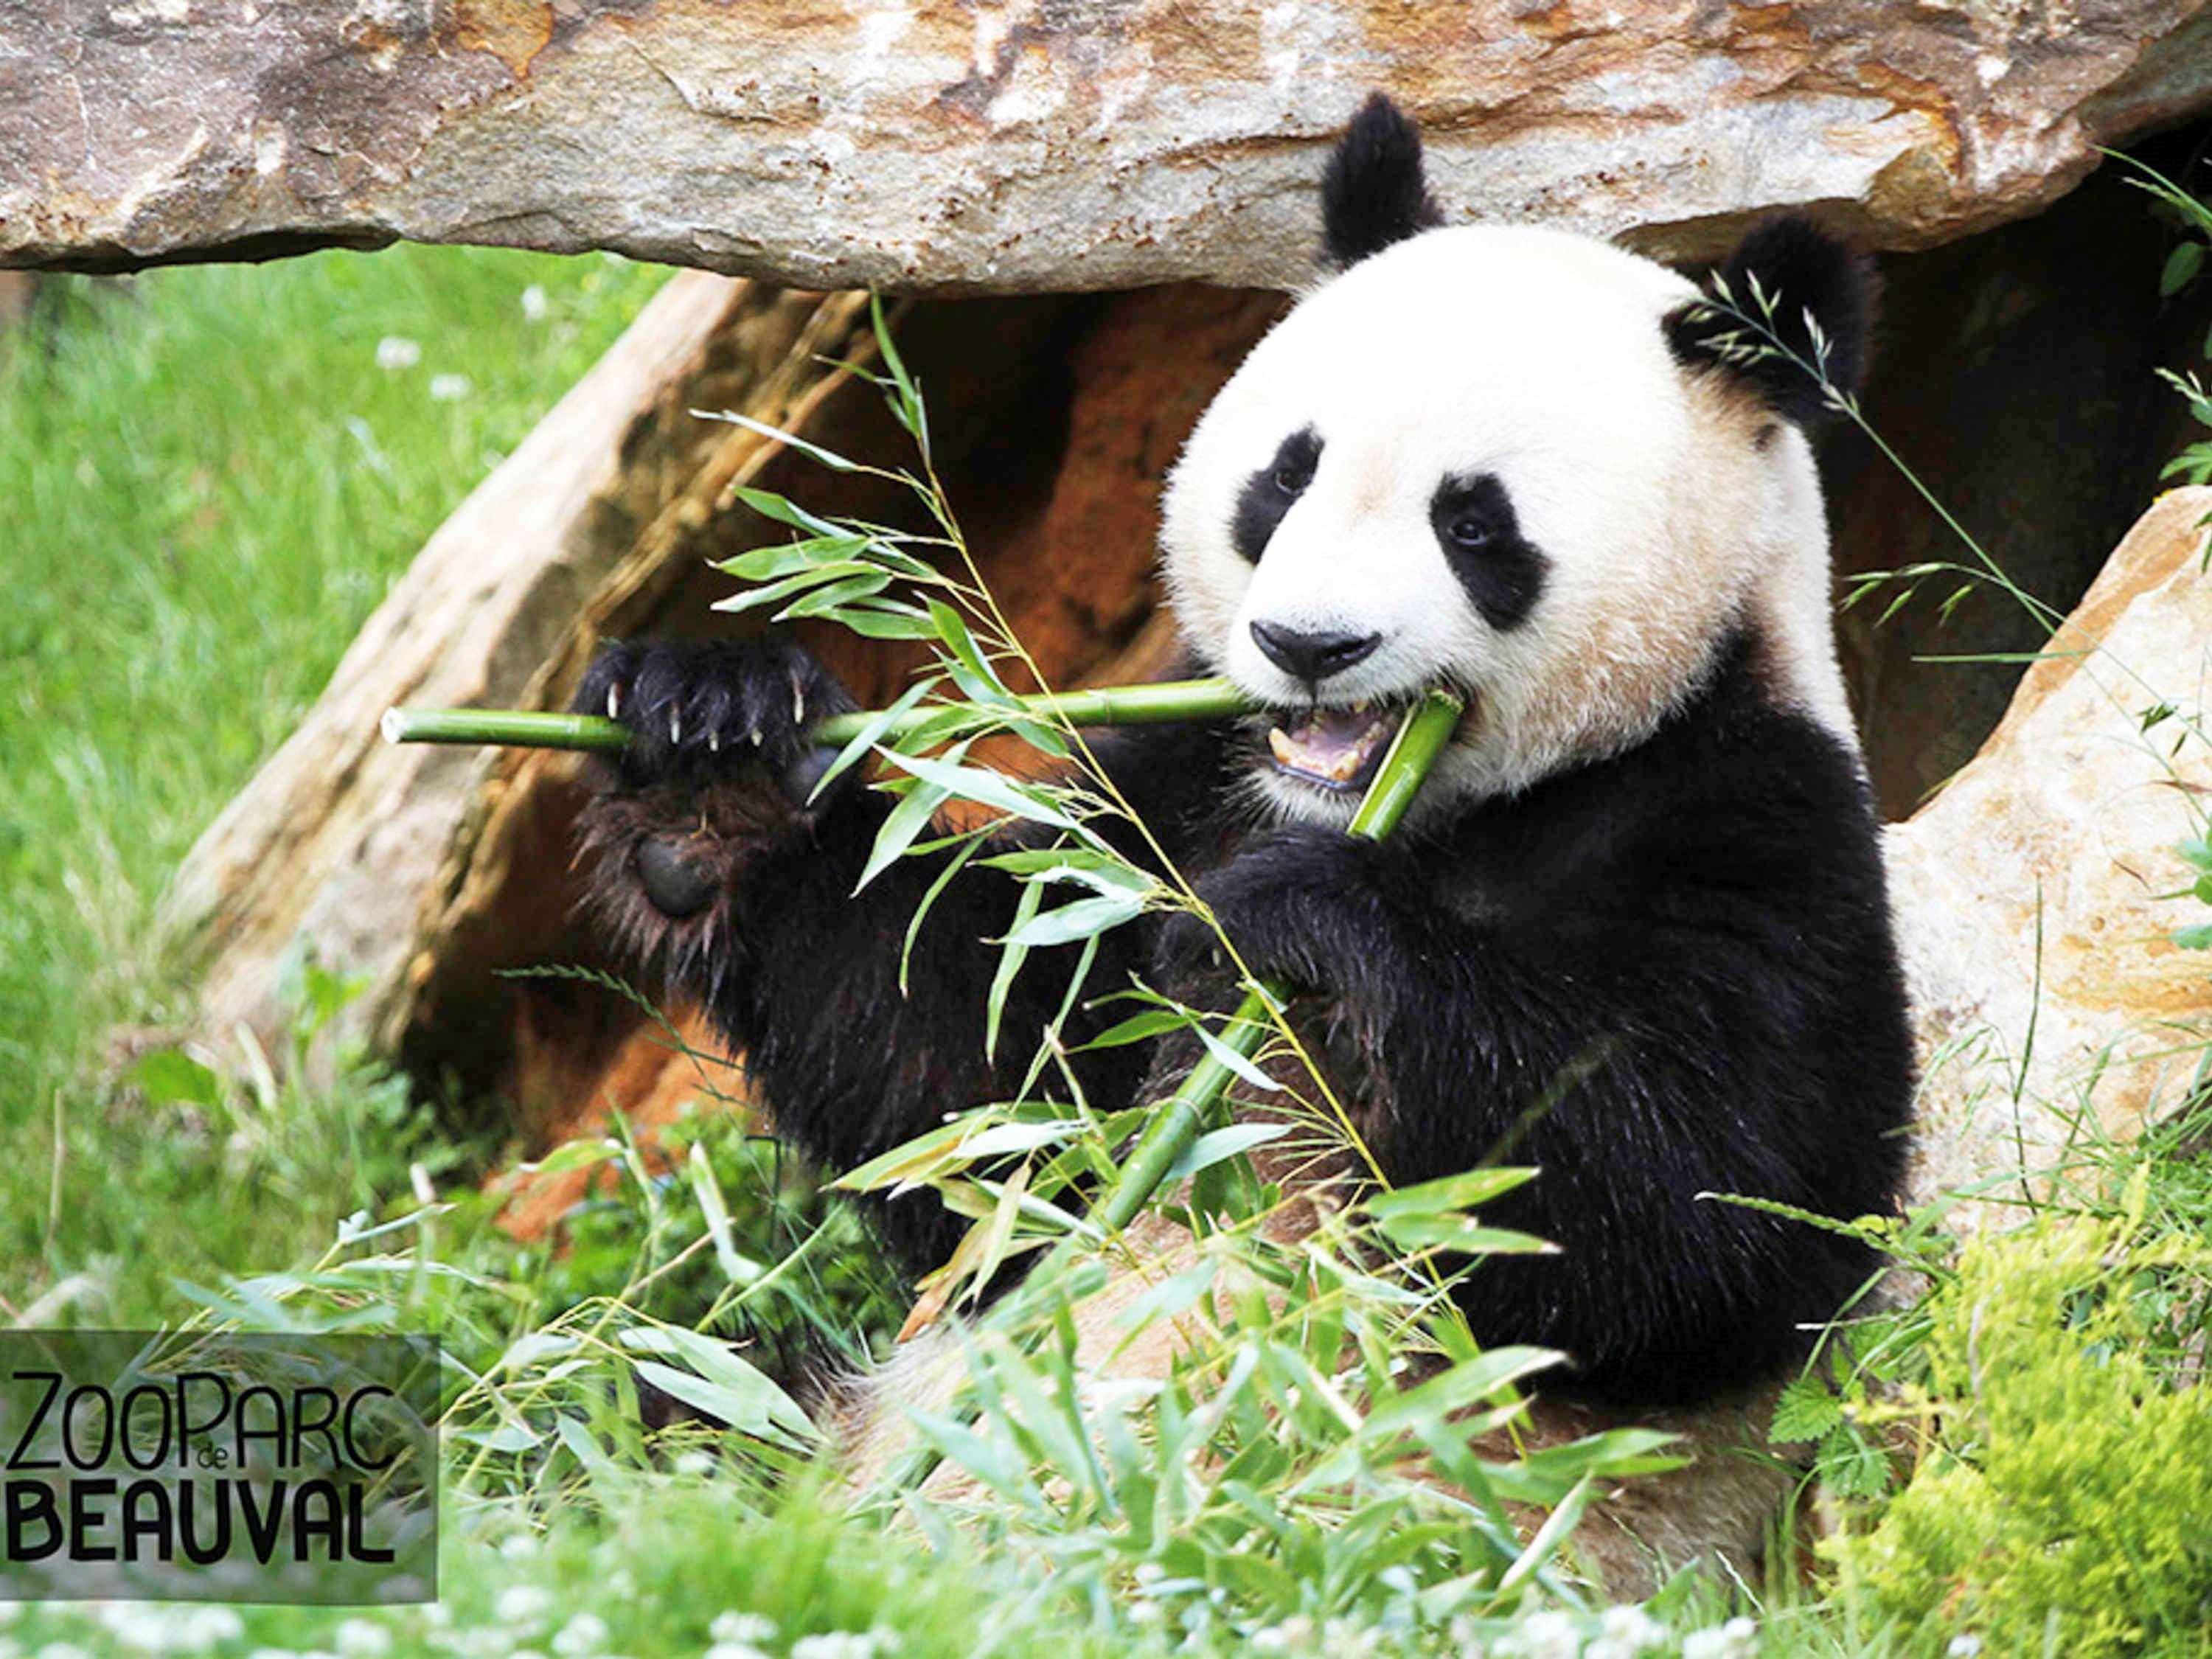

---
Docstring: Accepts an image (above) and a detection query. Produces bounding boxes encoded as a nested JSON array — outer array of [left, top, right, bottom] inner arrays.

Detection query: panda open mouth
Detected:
[[1265, 700, 1402, 792]]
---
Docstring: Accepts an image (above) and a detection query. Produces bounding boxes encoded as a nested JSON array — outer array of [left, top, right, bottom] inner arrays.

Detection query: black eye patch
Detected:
[[1430, 473, 1547, 630], [1230, 426, 1323, 564]]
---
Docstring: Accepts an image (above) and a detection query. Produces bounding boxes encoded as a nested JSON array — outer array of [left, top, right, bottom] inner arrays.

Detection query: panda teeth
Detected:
[[1268, 727, 1297, 768]]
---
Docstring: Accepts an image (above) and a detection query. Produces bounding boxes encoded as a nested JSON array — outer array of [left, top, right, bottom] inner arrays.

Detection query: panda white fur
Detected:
[[572, 94, 1913, 1411]]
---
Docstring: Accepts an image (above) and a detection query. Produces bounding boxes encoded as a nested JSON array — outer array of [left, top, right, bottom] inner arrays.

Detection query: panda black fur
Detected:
[[571, 95, 1914, 1409]]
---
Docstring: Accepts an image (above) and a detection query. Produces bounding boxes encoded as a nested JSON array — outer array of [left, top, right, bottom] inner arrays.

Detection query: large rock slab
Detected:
[[1890, 487, 2212, 1212], [5, 1, 2211, 289]]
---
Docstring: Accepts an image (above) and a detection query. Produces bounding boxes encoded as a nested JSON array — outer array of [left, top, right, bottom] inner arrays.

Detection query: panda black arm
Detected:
[[569, 640, 1265, 1275], [1163, 668, 1914, 1404], [571, 637, 1180, 1274]]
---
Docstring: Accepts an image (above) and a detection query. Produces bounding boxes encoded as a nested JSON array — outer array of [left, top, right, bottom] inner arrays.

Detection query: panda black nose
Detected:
[[1249, 621, 1382, 686]]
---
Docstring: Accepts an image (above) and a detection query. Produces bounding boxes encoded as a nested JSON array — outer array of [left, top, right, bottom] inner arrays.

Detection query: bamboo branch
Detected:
[[379, 677, 1254, 754], [1091, 687, 1464, 1235]]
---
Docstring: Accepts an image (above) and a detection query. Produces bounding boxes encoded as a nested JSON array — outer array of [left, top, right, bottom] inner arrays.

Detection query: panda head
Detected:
[[1160, 94, 1876, 826]]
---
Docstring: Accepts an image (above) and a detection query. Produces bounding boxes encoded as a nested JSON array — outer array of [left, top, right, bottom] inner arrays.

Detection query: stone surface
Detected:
[[7, 1, 2212, 291], [1888, 487, 2212, 1214]]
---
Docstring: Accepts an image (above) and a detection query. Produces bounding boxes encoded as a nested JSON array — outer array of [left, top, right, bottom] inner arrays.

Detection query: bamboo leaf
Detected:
[[709, 562, 878, 615], [816, 675, 940, 802], [717, 535, 870, 580], [1163, 1121, 1287, 1183], [774, 570, 894, 619], [1075, 1007, 1194, 1051], [729, 484, 848, 540], [835, 603, 942, 641], [1376, 1217, 1557, 1256], [1192, 1015, 1282, 1093], [857, 765, 959, 892], [987, 880, 1046, 1062], [2162, 240, 2206, 297], [697, 408, 863, 472], [878, 749, 1078, 832], [1363, 1166, 1540, 1220], [1002, 891, 1147, 949], [687, 1142, 764, 1286]]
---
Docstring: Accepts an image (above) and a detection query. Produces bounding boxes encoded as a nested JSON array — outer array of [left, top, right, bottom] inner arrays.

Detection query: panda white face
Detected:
[[1159, 223, 1848, 827]]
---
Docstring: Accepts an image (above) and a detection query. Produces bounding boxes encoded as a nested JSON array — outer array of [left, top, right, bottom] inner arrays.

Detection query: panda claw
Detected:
[[790, 670, 807, 728], [669, 712, 683, 746], [606, 684, 622, 720], [708, 728, 721, 754]]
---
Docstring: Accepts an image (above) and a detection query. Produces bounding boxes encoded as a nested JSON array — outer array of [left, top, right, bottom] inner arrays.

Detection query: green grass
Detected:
[[0, 247, 668, 1323]]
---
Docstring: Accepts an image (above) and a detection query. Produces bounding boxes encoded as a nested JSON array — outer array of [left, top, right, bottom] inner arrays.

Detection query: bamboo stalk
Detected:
[[866, 688, 1464, 1503], [379, 676, 1253, 754], [1090, 687, 1464, 1235]]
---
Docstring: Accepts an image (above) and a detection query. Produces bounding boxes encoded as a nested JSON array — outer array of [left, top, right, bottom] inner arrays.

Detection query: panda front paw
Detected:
[[577, 636, 856, 804], [1154, 825, 1405, 1009], [573, 636, 859, 928]]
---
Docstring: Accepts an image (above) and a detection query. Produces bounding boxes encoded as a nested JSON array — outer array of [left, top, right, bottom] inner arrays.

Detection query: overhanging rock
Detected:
[[6, 1, 2212, 289]]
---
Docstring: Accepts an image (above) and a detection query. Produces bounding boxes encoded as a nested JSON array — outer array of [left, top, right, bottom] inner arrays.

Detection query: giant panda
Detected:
[[571, 94, 1914, 1415]]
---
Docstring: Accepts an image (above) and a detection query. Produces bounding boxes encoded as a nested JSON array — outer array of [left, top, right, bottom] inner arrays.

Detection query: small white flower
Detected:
[[1947, 1641, 1983, 1658], [1504, 1608, 1581, 1659], [250, 1649, 302, 1659], [672, 1450, 714, 1477], [38, 1645, 95, 1659], [1132, 1562, 1164, 1587], [708, 1615, 776, 1645], [182, 1607, 246, 1649], [1127, 1604, 1164, 1627], [375, 336, 422, 372], [521, 285, 549, 322], [495, 1585, 555, 1627], [552, 1613, 608, 1657], [429, 374, 473, 403], [1681, 1620, 1756, 1659], [702, 1644, 767, 1659], [335, 1619, 393, 1658], [1599, 1604, 1664, 1652], [498, 1534, 540, 1561]]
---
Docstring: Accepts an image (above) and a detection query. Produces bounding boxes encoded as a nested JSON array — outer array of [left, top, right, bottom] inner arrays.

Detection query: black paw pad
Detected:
[[633, 838, 719, 919]]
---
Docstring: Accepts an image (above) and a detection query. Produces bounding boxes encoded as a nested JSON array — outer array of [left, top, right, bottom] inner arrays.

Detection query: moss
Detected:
[[1828, 1211, 2212, 1656]]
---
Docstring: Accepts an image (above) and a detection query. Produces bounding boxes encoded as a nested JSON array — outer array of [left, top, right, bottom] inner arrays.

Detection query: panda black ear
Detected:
[[1321, 93, 1443, 268], [1663, 216, 1877, 426]]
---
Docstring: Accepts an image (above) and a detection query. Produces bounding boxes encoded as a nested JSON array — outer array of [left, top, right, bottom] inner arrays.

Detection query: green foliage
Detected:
[[2107, 152, 2212, 488], [1827, 1203, 2212, 1657], [0, 246, 669, 1322]]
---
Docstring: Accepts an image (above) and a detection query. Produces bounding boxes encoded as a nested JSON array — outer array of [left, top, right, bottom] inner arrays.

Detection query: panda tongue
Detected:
[[1267, 703, 1396, 789]]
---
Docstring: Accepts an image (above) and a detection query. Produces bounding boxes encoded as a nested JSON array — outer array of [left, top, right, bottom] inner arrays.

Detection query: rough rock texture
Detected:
[[1889, 487, 2212, 1214], [7, 1, 2212, 290]]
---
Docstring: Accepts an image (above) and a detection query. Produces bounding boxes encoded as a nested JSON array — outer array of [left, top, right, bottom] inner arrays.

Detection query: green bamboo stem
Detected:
[[379, 676, 1253, 754], [865, 686, 1465, 1506], [1090, 687, 1464, 1236]]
